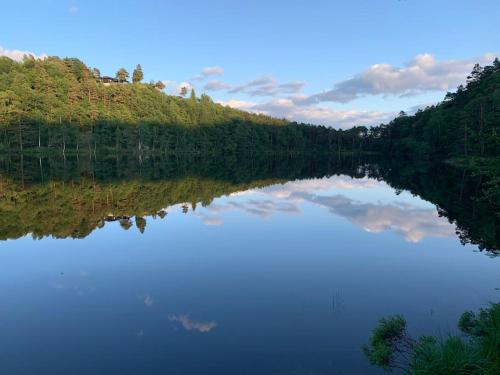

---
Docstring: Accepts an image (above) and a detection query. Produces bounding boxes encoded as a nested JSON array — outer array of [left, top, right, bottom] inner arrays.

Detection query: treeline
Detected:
[[0, 55, 366, 154], [367, 59, 500, 159], [0, 120, 367, 155]]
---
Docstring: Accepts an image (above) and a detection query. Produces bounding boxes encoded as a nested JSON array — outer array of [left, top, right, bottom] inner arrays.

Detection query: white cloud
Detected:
[[160, 80, 171, 89], [219, 98, 392, 128], [144, 295, 153, 307], [192, 66, 225, 81], [168, 314, 217, 333], [175, 81, 193, 95], [296, 53, 497, 104], [202, 66, 224, 76], [0, 46, 47, 62], [219, 99, 258, 110]]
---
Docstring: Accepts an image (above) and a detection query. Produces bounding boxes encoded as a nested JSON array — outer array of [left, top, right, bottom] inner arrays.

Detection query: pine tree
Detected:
[[92, 68, 101, 79], [132, 64, 143, 83], [493, 58, 500, 71]]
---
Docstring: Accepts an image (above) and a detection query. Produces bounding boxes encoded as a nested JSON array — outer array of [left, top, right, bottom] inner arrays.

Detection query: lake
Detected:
[[0, 154, 498, 374]]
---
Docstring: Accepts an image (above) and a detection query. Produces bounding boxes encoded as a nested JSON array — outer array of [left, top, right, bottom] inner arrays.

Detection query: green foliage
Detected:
[[362, 315, 409, 371], [132, 64, 143, 83], [92, 67, 101, 79], [457, 303, 500, 374], [364, 303, 500, 374], [371, 159, 499, 253], [0, 55, 371, 155], [116, 67, 129, 81], [411, 336, 485, 375], [367, 59, 500, 160]]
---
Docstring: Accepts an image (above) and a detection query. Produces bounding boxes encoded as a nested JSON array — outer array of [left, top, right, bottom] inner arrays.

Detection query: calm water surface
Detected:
[[0, 155, 498, 374]]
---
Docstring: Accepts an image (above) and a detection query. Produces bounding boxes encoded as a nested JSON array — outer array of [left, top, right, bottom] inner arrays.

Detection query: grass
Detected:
[[364, 302, 500, 374]]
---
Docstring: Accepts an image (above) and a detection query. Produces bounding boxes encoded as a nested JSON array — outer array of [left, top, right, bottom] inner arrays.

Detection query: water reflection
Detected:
[[0, 153, 497, 253], [0, 153, 498, 375], [168, 315, 217, 333], [193, 177, 455, 243]]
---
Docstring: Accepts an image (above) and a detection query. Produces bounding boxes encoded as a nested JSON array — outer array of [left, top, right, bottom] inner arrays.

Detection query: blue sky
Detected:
[[0, 0, 498, 128]]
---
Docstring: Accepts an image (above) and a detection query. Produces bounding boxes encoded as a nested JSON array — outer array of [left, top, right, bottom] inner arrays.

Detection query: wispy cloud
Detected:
[[227, 75, 305, 97], [219, 98, 392, 128], [204, 80, 233, 91]]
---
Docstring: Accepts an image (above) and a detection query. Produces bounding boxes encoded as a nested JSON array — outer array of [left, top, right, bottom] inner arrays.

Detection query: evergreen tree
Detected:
[[132, 64, 143, 83], [92, 68, 101, 79], [493, 58, 500, 70]]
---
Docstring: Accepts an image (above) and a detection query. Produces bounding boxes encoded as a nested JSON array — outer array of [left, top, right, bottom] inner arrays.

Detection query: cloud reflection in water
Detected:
[[168, 314, 217, 333], [195, 176, 455, 243]]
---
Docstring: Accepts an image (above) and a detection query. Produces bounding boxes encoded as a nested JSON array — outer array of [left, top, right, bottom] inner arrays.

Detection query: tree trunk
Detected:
[[464, 119, 468, 157]]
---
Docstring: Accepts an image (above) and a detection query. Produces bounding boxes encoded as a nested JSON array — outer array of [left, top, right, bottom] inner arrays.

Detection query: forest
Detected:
[[367, 59, 500, 160], [0, 56, 366, 154], [0, 55, 498, 161]]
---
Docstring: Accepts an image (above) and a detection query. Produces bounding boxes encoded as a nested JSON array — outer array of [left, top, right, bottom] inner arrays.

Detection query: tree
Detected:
[[154, 81, 166, 90], [116, 68, 129, 81], [467, 64, 483, 87], [135, 216, 146, 233], [132, 64, 143, 83], [180, 86, 188, 97], [92, 68, 101, 79], [493, 57, 500, 71]]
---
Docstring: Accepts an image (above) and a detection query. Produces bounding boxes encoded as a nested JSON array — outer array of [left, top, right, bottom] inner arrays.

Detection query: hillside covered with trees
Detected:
[[0, 55, 365, 154], [368, 59, 500, 160]]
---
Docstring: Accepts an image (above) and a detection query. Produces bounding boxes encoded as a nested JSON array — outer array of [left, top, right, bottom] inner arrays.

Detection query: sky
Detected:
[[0, 0, 498, 128]]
